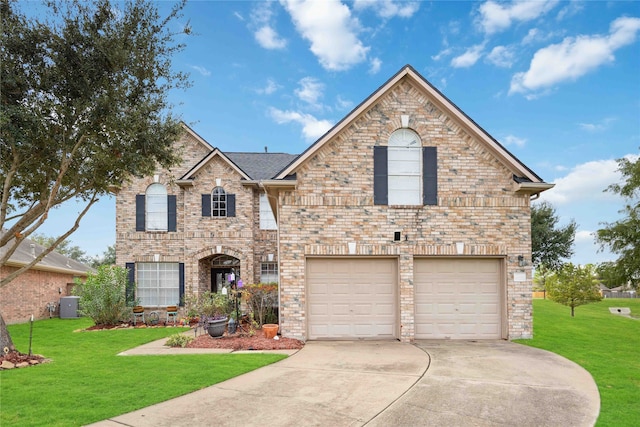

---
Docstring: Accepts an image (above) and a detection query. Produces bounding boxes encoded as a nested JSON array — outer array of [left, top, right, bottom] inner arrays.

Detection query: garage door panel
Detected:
[[309, 303, 329, 316], [307, 258, 397, 339], [415, 258, 502, 339]]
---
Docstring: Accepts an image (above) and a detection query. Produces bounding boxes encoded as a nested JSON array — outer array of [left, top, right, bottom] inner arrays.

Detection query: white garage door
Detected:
[[415, 258, 502, 339], [307, 258, 397, 340]]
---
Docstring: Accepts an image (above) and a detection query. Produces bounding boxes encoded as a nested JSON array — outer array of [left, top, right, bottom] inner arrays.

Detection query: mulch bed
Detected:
[[185, 327, 304, 351]]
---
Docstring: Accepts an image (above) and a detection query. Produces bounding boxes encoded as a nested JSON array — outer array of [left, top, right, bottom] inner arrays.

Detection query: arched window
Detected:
[[212, 186, 227, 217], [146, 183, 168, 231], [388, 129, 421, 205]]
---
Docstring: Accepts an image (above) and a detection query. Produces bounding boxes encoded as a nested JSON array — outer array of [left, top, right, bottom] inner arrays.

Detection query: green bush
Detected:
[[73, 265, 133, 325], [183, 291, 232, 320], [165, 333, 194, 348]]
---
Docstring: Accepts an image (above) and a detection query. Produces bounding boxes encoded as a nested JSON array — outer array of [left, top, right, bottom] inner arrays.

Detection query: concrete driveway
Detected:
[[88, 340, 599, 427]]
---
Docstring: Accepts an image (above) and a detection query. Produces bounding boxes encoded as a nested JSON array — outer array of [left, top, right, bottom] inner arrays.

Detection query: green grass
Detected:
[[1, 318, 287, 426], [516, 298, 640, 427]]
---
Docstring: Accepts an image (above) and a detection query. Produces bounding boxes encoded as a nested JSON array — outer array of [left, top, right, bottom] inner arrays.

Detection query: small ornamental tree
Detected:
[[73, 265, 133, 325], [546, 263, 602, 317]]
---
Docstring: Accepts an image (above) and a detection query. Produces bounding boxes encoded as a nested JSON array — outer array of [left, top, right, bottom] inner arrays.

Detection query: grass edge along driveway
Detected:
[[515, 298, 640, 427], [1, 318, 287, 427]]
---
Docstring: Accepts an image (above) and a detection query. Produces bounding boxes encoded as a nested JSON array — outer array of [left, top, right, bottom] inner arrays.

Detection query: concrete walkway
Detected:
[[88, 340, 599, 427]]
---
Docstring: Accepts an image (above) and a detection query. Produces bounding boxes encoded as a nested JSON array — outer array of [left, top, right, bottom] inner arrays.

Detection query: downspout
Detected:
[[259, 182, 282, 326]]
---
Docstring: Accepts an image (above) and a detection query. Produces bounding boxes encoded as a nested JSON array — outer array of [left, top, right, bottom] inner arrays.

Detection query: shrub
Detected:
[[73, 265, 133, 325], [165, 333, 194, 348], [183, 291, 232, 320], [242, 283, 278, 326]]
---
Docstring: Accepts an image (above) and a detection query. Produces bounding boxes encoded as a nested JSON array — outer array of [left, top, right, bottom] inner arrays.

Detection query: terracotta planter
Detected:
[[262, 324, 278, 339]]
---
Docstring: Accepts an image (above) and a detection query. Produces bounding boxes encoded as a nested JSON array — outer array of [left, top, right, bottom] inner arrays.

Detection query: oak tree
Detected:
[[597, 153, 640, 289], [0, 0, 189, 351]]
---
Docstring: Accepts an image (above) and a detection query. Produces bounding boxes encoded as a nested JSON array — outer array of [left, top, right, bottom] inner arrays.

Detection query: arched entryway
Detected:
[[210, 254, 240, 293]]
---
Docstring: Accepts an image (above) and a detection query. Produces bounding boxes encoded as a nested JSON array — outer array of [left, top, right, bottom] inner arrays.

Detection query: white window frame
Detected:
[[260, 262, 278, 284], [259, 193, 277, 230], [146, 183, 167, 231], [388, 129, 421, 205], [137, 262, 180, 307], [212, 186, 227, 217]]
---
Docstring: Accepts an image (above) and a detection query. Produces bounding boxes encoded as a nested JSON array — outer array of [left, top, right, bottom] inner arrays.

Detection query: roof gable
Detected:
[[180, 148, 252, 181], [275, 65, 545, 184]]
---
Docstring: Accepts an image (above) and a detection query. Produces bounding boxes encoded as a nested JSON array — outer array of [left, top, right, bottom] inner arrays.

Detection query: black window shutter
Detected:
[[373, 146, 388, 205], [125, 262, 136, 305], [201, 194, 211, 217], [423, 147, 438, 205], [227, 194, 236, 217], [167, 195, 177, 232], [135, 195, 145, 231], [178, 263, 185, 306]]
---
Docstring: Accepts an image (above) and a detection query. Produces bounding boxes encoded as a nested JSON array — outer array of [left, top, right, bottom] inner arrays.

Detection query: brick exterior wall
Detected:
[[276, 79, 533, 341], [115, 132, 279, 309], [115, 77, 536, 342], [0, 266, 82, 324]]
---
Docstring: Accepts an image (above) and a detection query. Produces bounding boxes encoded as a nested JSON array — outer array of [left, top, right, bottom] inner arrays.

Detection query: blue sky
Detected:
[[33, 0, 639, 265]]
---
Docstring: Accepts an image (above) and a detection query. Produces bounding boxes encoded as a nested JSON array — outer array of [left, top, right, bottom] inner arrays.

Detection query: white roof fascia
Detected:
[[181, 149, 252, 181], [276, 66, 543, 183]]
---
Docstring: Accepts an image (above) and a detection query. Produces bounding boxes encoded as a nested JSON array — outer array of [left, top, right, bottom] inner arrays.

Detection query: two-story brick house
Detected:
[[116, 65, 552, 342]]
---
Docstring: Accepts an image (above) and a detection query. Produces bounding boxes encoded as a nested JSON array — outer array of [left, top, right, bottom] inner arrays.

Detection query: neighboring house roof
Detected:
[[0, 231, 93, 276], [274, 64, 552, 194]]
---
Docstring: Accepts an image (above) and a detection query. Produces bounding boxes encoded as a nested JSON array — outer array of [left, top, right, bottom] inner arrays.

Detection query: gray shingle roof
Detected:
[[225, 152, 299, 180], [1, 230, 94, 275]]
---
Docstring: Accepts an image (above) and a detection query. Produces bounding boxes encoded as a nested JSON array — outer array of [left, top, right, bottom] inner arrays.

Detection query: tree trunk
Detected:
[[571, 306, 575, 317], [0, 312, 16, 353]]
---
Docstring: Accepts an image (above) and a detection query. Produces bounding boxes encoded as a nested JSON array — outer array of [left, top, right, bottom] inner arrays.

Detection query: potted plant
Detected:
[[198, 292, 232, 338]]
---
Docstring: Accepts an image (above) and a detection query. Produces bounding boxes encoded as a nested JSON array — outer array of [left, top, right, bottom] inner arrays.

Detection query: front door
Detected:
[[211, 268, 232, 293]]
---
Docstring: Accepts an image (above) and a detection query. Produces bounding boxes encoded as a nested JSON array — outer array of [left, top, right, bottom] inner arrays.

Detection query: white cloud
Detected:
[[476, 0, 559, 35], [486, 45, 514, 68], [353, 0, 420, 19], [268, 107, 334, 142], [255, 25, 287, 49], [251, 3, 287, 50], [575, 229, 595, 243], [369, 57, 382, 74], [510, 17, 640, 96], [579, 117, 616, 132], [451, 44, 484, 68], [502, 134, 526, 147], [335, 95, 353, 110], [295, 77, 324, 104], [431, 47, 452, 61], [539, 158, 623, 205], [233, 11, 244, 21], [190, 65, 211, 77], [281, 0, 369, 71], [256, 79, 280, 95]]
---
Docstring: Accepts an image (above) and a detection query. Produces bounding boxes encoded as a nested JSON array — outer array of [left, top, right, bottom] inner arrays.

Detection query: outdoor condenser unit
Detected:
[[59, 296, 80, 319]]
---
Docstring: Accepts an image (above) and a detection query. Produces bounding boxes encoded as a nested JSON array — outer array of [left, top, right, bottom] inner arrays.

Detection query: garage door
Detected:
[[415, 258, 502, 339], [307, 258, 397, 339]]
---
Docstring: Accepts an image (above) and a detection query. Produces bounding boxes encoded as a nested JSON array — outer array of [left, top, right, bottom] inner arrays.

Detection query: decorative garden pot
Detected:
[[262, 324, 278, 339], [207, 317, 228, 338], [227, 318, 237, 335]]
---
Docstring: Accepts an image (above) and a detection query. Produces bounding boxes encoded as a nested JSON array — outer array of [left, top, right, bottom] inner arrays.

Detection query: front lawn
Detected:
[[1, 318, 287, 426], [516, 298, 640, 427]]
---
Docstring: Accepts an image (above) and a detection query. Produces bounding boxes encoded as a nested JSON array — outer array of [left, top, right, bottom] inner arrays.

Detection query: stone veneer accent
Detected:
[[276, 79, 533, 342]]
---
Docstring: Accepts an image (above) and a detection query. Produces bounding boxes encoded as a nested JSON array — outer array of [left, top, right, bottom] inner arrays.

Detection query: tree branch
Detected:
[[0, 192, 99, 288]]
